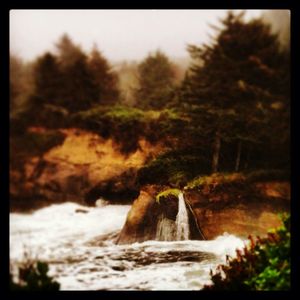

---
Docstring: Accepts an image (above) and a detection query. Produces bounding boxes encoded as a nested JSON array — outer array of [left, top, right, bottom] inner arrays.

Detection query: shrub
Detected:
[[203, 213, 290, 290], [73, 105, 188, 153], [104, 105, 144, 122], [10, 260, 60, 291], [137, 148, 211, 186]]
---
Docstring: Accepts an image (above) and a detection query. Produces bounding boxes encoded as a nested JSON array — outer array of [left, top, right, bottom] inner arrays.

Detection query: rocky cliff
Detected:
[[10, 128, 164, 211], [117, 180, 290, 244], [10, 127, 290, 242]]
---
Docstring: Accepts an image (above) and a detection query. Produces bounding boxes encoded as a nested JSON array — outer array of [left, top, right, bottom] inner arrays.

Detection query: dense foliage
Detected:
[[137, 147, 211, 187], [73, 105, 186, 154], [179, 11, 290, 173], [18, 34, 119, 127], [203, 213, 290, 290]]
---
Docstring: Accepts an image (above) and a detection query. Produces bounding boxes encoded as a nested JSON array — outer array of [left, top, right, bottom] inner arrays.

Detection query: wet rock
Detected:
[[116, 185, 170, 244], [118, 181, 290, 243], [116, 185, 203, 244], [75, 208, 89, 214], [116, 189, 159, 244], [111, 266, 126, 271]]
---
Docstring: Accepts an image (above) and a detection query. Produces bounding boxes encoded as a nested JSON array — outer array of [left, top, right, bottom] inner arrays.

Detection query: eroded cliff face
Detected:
[[184, 182, 290, 239], [10, 128, 164, 211], [10, 127, 290, 241], [117, 181, 290, 244]]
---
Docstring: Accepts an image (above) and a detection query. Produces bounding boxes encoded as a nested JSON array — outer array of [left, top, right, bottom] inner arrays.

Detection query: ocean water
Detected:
[[10, 202, 246, 290]]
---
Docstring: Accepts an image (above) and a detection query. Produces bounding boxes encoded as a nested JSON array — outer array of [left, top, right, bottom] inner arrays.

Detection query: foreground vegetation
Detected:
[[10, 260, 60, 291], [203, 214, 290, 290]]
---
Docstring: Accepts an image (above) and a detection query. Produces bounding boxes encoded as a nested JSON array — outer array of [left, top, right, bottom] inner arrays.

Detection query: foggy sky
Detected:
[[10, 9, 264, 62]]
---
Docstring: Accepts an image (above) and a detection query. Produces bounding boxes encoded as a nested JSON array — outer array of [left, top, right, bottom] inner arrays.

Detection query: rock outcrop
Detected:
[[116, 189, 157, 244], [117, 185, 204, 244], [117, 181, 290, 244]]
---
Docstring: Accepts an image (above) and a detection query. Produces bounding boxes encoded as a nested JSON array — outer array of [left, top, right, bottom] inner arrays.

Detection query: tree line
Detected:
[[10, 11, 290, 176], [10, 34, 180, 117]]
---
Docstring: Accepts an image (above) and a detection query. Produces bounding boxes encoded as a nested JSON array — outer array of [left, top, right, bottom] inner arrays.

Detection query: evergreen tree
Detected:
[[55, 34, 84, 68], [181, 11, 289, 172], [88, 46, 119, 105], [55, 34, 99, 112], [31, 52, 62, 107], [135, 50, 176, 109], [26, 34, 121, 117], [61, 53, 99, 112]]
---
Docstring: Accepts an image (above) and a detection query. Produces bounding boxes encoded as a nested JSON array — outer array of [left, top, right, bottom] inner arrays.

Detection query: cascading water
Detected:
[[156, 215, 176, 241], [156, 192, 190, 241], [176, 192, 190, 241]]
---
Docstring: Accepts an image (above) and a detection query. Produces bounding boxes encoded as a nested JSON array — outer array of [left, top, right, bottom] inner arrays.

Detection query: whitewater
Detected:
[[10, 201, 246, 290]]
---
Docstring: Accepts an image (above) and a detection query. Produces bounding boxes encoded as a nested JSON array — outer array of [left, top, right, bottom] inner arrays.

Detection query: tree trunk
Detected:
[[244, 146, 250, 170], [212, 130, 221, 173], [235, 140, 242, 172]]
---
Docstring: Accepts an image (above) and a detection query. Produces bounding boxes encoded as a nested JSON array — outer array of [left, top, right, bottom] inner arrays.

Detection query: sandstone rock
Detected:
[[116, 190, 158, 244], [182, 182, 290, 239], [116, 185, 204, 244], [10, 128, 164, 211], [117, 181, 290, 243]]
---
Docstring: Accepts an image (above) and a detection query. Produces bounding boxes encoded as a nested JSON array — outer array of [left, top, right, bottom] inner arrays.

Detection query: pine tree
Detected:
[[88, 46, 119, 105], [181, 11, 289, 172], [31, 52, 62, 107], [55, 34, 99, 112], [55, 34, 84, 68], [135, 50, 176, 109]]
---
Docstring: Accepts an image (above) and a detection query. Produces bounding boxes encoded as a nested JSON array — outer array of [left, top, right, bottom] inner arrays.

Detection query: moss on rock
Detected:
[[156, 188, 181, 203]]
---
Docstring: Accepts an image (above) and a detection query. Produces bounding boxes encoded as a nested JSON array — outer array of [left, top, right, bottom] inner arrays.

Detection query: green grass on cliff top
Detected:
[[185, 172, 246, 189], [75, 104, 183, 124], [185, 169, 289, 190]]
